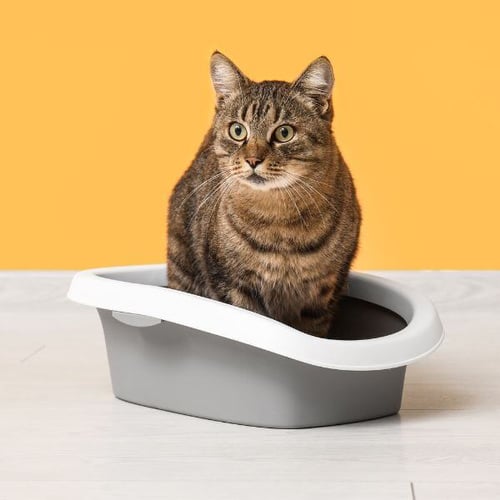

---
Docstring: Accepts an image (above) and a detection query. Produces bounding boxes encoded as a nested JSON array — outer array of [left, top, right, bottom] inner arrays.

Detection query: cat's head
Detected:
[[210, 51, 335, 192]]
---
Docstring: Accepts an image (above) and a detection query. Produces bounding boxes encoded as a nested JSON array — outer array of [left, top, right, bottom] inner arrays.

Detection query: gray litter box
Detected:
[[67, 264, 444, 428]]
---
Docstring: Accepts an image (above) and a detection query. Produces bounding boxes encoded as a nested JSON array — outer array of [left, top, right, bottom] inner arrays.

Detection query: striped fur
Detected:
[[167, 52, 361, 337]]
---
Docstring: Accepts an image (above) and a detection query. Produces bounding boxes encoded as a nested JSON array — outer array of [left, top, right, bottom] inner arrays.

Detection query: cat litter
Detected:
[[67, 264, 444, 428]]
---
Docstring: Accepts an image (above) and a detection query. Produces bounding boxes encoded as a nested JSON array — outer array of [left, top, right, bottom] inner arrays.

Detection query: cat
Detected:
[[167, 51, 361, 338]]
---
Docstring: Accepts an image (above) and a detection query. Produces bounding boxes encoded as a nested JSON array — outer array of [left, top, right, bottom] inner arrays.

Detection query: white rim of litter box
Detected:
[[67, 264, 444, 371]]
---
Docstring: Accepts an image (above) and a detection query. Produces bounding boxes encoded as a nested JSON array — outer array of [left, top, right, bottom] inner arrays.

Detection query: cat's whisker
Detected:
[[195, 178, 233, 227], [207, 176, 238, 228], [187, 174, 232, 227], [289, 170, 334, 189], [303, 186, 326, 218], [285, 182, 310, 219], [293, 178, 323, 221], [176, 171, 228, 211], [286, 172, 333, 207], [285, 174, 322, 217], [205, 182, 226, 229], [284, 173, 331, 219], [288, 156, 321, 163], [281, 184, 307, 228], [304, 177, 335, 190], [296, 182, 333, 218]]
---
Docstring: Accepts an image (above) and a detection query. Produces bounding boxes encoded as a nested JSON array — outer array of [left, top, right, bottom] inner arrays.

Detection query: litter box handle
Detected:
[[111, 311, 162, 328]]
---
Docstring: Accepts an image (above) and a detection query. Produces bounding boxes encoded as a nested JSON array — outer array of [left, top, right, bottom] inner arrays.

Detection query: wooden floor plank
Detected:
[[414, 481, 500, 499], [0, 481, 413, 500]]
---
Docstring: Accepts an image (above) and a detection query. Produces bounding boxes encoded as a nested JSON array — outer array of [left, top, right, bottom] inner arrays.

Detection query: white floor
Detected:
[[0, 270, 499, 500]]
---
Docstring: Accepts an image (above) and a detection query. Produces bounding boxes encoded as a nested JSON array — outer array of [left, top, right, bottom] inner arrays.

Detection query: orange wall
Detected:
[[1, 0, 499, 270]]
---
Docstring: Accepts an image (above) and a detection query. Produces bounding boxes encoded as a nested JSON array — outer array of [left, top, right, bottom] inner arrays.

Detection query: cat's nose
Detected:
[[245, 157, 263, 169]]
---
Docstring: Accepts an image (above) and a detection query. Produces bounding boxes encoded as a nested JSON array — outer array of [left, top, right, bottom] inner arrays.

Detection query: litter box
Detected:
[[67, 264, 444, 428]]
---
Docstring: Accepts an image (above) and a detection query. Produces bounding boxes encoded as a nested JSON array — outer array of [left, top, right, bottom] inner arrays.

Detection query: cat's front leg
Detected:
[[292, 306, 334, 338], [226, 285, 269, 317]]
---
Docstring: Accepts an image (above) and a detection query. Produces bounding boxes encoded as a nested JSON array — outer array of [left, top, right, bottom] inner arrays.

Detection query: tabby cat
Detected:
[[167, 51, 361, 338]]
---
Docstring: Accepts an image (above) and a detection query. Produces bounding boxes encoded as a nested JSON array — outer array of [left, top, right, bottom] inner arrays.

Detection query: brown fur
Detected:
[[167, 51, 361, 337]]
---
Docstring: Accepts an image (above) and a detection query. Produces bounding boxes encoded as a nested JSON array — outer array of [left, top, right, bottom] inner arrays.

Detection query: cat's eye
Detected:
[[228, 122, 247, 141], [273, 125, 295, 143]]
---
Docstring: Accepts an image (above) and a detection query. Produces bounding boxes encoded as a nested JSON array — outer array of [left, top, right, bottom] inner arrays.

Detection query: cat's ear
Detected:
[[292, 56, 334, 117], [210, 51, 249, 104]]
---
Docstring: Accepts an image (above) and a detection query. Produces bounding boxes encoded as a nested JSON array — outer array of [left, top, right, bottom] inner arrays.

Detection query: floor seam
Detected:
[[410, 481, 416, 500], [20, 345, 46, 363]]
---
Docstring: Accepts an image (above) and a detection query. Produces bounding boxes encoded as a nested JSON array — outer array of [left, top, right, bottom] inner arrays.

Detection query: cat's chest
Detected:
[[223, 206, 330, 247], [218, 212, 333, 283]]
